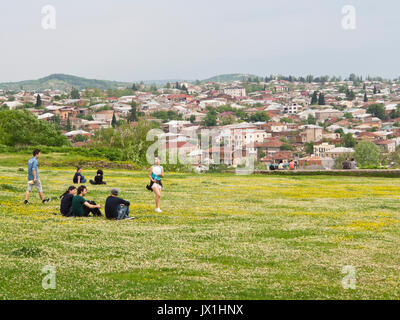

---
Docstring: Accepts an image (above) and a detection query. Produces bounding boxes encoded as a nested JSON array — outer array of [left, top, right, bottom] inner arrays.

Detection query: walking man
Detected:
[[24, 149, 50, 205]]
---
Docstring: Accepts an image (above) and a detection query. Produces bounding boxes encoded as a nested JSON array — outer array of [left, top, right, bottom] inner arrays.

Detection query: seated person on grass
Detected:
[[105, 188, 132, 220], [71, 185, 102, 217], [90, 169, 106, 185], [60, 186, 77, 217], [73, 167, 87, 184]]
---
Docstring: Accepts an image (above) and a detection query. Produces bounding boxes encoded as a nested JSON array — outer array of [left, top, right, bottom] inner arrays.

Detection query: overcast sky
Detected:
[[0, 0, 399, 82]]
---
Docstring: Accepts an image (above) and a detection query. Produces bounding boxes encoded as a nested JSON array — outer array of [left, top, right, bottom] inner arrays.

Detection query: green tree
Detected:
[[363, 92, 368, 102], [73, 134, 88, 143], [249, 111, 270, 123], [345, 89, 355, 101], [112, 113, 117, 128], [344, 112, 353, 120], [343, 133, 356, 148], [181, 84, 189, 94], [220, 115, 235, 125], [307, 114, 316, 125], [318, 92, 325, 105], [310, 91, 318, 105], [203, 107, 217, 126], [129, 102, 138, 122], [355, 141, 380, 167], [92, 120, 161, 165], [70, 88, 80, 99], [189, 115, 196, 124], [0, 110, 69, 146], [367, 103, 385, 120], [66, 115, 72, 131], [280, 143, 293, 151], [35, 94, 42, 107], [304, 142, 314, 154], [334, 128, 345, 137]]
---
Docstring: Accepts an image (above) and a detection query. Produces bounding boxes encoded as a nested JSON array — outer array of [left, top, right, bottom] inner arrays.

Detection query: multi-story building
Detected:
[[223, 87, 246, 98], [315, 109, 344, 122], [313, 142, 335, 157], [325, 147, 355, 159], [300, 125, 323, 143], [283, 104, 301, 114]]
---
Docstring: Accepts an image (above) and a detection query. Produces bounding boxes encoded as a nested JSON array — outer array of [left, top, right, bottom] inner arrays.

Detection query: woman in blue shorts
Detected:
[[148, 157, 164, 213]]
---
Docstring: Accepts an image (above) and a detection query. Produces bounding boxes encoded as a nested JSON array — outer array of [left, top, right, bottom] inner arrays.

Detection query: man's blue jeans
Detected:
[[117, 205, 130, 220]]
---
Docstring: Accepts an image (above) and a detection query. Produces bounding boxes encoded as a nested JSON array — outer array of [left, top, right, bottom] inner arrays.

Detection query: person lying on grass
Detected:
[[71, 185, 102, 217], [73, 167, 87, 184], [105, 188, 133, 220], [59, 186, 77, 217]]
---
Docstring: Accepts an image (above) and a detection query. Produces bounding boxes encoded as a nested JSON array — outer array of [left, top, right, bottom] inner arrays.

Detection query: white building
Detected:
[[283, 104, 301, 114], [223, 87, 246, 98], [313, 142, 335, 157]]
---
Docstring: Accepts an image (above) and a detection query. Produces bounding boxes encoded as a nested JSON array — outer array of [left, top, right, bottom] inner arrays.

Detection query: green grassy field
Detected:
[[0, 155, 399, 299]]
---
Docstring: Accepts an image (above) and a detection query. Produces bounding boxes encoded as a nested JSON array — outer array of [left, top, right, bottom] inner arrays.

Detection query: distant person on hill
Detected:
[[73, 167, 87, 184], [147, 156, 164, 213], [289, 159, 295, 170], [105, 188, 132, 220], [71, 185, 102, 217], [89, 169, 106, 185], [24, 149, 51, 205], [60, 186, 77, 217], [350, 158, 358, 170]]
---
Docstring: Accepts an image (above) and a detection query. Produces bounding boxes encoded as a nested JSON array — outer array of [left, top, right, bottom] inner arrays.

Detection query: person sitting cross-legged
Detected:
[[71, 185, 102, 217], [90, 169, 106, 185], [105, 188, 132, 220], [73, 167, 87, 184]]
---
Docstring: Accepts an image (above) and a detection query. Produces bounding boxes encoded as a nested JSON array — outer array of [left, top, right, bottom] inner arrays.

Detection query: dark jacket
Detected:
[[105, 196, 130, 219], [60, 194, 74, 216]]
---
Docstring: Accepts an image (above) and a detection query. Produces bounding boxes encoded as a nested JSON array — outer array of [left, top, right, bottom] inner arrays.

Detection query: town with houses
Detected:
[[1, 74, 400, 170]]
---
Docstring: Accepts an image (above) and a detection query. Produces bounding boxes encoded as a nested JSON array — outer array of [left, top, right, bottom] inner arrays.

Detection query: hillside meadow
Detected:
[[0, 153, 399, 299]]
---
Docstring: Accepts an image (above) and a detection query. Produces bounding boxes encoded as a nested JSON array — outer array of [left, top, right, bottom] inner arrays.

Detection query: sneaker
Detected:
[[155, 208, 162, 213], [24, 200, 29, 205], [42, 198, 51, 204]]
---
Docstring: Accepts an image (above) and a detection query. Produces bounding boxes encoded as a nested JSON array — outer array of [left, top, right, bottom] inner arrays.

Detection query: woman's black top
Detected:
[[60, 194, 74, 216]]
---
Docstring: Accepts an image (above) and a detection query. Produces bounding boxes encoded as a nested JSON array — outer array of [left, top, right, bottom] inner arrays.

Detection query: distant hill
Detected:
[[0, 74, 132, 91], [0, 73, 264, 91], [201, 73, 260, 83]]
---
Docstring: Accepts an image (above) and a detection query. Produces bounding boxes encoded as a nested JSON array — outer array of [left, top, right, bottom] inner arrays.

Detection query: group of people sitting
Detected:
[[269, 160, 297, 171], [342, 158, 358, 170], [60, 185, 132, 220], [61, 156, 165, 219]]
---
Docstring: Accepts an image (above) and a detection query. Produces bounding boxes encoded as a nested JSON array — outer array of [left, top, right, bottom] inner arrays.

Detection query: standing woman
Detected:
[[148, 157, 164, 213]]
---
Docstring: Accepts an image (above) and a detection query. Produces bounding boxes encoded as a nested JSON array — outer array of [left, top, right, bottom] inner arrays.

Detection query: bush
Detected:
[[0, 110, 69, 147], [355, 141, 380, 167]]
